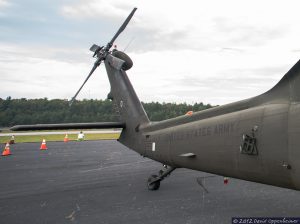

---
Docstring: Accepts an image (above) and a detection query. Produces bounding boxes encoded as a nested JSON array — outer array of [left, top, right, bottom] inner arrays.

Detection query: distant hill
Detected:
[[0, 97, 213, 127]]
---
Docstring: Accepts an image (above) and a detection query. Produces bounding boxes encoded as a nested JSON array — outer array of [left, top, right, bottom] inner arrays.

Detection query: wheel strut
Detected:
[[147, 166, 176, 191]]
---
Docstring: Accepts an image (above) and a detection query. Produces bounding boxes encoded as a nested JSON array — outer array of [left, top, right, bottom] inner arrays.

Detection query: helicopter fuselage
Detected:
[[136, 102, 299, 190]]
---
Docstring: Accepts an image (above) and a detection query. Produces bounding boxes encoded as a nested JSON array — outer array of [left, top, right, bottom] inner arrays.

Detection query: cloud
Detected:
[[0, 0, 299, 105], [61, 0, 133, 21], [0, 0, 9, 8], [0, 43, 109, 100], [174, 67, 283, 92], [0, 0, 115, 48], [60, 1, 202, 52], [212, 17, 288, 47], [124, 27, 192, 53], [129, 48, 298, 105]]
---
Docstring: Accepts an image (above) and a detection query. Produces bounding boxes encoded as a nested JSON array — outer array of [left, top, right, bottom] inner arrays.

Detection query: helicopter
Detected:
[[11, 8, 300, 191]]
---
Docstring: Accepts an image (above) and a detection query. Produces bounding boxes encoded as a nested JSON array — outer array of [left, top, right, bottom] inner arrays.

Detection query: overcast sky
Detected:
[[0, 0, 299, 105]]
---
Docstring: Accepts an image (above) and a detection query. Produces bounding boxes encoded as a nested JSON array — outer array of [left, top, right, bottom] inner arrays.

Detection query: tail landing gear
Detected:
[[147, 166, 176, 190]]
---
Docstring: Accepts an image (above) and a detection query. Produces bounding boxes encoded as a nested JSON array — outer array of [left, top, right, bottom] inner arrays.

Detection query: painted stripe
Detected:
[[152, 142, 156, 151]]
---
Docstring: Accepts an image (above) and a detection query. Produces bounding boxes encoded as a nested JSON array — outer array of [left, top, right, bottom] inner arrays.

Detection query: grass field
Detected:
[[0, 133, 120, 144]]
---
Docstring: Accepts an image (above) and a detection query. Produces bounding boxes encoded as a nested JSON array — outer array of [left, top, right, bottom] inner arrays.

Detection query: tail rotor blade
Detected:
[[69, 60, 101, 106], [107, 7, 137, 49], [69, 7, 137, 107]]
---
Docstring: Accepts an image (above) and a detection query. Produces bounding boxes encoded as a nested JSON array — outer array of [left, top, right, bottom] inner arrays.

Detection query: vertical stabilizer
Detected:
[[104, 53, 149, 149]]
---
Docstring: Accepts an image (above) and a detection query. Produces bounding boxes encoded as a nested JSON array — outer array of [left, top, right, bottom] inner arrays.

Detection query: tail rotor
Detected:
[[69, 7, 137, 106]]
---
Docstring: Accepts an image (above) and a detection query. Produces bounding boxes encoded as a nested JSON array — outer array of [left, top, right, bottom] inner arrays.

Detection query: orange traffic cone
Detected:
[[64, 134, 69, 142], [2, 142, 12, 156], [40, 139, 47, 150]]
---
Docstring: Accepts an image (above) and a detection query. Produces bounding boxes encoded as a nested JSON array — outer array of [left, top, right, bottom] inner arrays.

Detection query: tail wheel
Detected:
[[112, 50, 133, 71], [147, 175, 160, 190]]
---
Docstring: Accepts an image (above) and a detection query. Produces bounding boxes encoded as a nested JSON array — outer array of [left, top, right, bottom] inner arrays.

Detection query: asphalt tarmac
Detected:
[[0, 141, 299, 224]]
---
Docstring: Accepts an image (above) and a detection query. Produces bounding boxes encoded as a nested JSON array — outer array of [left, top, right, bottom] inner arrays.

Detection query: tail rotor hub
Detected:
[[69, 8, 137, 106]]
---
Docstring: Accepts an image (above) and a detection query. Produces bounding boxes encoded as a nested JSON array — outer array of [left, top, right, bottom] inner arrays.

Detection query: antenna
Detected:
[[123, 37, 135, 52]]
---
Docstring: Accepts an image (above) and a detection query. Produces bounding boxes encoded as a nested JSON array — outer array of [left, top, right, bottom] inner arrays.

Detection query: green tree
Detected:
[[0, 98, 214, 127]]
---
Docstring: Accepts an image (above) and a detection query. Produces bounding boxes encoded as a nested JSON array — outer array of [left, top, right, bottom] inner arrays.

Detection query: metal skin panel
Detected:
[[288, 103, 300, 189], [168, 110, 240, 174], [236, 107, 264, 175], [142, 104, 296, 190], [260, 104, 291, 188], [144, 132, 172, 165]]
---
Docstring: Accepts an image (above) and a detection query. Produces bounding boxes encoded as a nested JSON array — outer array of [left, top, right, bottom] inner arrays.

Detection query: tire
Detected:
[[147, 174, 160, 190]]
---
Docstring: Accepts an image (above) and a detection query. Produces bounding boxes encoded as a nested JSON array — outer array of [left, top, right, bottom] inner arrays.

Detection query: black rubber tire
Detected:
[[147, 175, 160, 191], [112, 51, 133, 71]]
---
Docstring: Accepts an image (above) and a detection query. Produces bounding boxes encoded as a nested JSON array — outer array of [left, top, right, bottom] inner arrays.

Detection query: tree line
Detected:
[[0, 97, 213, 127]]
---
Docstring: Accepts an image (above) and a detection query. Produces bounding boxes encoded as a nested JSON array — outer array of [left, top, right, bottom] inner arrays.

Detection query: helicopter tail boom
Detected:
[[104, 53, 149, 151]]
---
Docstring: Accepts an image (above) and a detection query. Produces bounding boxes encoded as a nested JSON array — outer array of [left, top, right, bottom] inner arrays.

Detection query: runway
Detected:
[[0, 141, 299, 224]]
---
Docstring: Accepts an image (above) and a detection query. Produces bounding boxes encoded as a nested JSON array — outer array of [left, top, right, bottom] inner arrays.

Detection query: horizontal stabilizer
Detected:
[[10, 122, 125, 131]]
